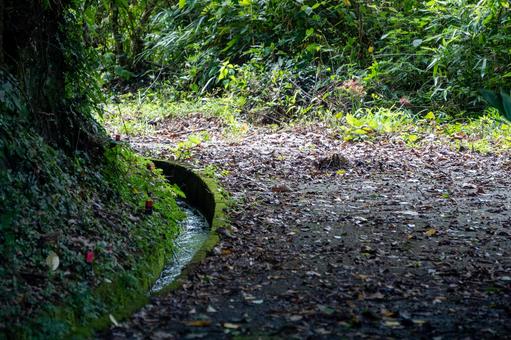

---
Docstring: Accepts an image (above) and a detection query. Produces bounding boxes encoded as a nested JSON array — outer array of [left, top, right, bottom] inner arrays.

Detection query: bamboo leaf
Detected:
[[500, 91, 511, 121], [480, 89, 504, 114]]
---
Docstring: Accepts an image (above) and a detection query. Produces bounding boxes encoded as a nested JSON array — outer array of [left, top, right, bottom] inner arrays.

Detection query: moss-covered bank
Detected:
[[0, 0, 226, 337], [0, 116, 184, 338]]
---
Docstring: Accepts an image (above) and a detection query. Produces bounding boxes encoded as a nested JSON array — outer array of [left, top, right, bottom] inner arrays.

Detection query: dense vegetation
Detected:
[[1, 0, 511, 337], [91, 0, 510, 120], [0, 1, 183, 337]]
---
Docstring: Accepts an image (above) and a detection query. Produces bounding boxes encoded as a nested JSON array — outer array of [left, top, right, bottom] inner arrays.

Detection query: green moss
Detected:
[[45, 234, 169, 338], [0, 117, 184, 338], [2, 155, 229, 339], [149, 160, 230, 297]]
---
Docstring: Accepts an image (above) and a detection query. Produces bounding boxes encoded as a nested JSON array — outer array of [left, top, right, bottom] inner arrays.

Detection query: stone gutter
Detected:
[[150, 159, 229, 295]]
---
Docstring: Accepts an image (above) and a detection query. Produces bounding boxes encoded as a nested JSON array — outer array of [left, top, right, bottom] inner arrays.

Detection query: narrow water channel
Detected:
[[151, 200, 210, 293]]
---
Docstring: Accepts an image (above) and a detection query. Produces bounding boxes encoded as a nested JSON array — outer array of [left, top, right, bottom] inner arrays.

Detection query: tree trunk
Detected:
[[0, 0, 4, 65], [2, 0, 103, 152], [111, 1, 127, 67], [130, 0, 156, 69]]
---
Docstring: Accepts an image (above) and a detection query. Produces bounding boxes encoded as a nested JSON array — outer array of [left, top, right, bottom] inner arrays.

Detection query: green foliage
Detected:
[[145, 0, 380, 93], [74, 0, 509, 121], [2, 0, 103, 151], [103, 143, 185, 225], [117, 0, 508, 120], [201, 164, 230, 179], [78, 0, 509, 121], [480, 89, 511, 121], [1, 0, 190, 337], [375, 0, 511, 111], [99, 89, 248, 137], [0, 115, 184, 337], [334, 106, 511, 153], [172, 132, 210, 160]]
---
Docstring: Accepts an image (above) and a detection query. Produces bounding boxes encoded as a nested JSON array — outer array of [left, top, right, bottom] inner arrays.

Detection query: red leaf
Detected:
[[145, 199, 154, 209], [86, 250, 95, 264]]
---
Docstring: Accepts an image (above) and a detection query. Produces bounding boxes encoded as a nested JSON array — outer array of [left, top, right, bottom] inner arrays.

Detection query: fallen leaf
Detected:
[[381, 309, 398, 318], [242, 292, 256, 300], [315, 327, 331, 335], [413, 319, 428, 325], [271, 184, 292, 193], [384, 320, 402, 328], [397, 210, 419, 216], [433, 296, 446, 303], [85, 250, 95, 263], [355, 274, 369, 281], [186, 320, 211, 327], [306, 271, 321, 277], [46, 251, 59, 271], [289, 315, 303, 322], [223, 322, 240, 329], [425, 228, 437, 237], [221, 249, 232, 256], [109, 314, 119, 327], [318, 305, 336, 315], [461, 182, 477, 189], [367, 292, 385, 300]]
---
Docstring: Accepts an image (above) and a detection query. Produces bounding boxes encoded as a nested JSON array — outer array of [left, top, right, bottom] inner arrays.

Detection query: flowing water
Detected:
[[151, 200, 210, 293]]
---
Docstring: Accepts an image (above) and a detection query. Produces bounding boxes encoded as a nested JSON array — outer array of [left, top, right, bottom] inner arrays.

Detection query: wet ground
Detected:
[[102, 115, 511, 339]]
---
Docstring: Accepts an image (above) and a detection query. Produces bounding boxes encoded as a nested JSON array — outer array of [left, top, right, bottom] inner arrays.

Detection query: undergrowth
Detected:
[[101, 88, 511, 155], [94, 0, 510, 120], [93, 0, 511, 155], [99, 91, 248, 137], [0, 116, 184, 338], [334, 107, 511, 153]]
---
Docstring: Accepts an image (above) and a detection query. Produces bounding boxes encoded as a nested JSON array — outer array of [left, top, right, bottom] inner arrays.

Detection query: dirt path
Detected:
[[103, 115, 511, 339]]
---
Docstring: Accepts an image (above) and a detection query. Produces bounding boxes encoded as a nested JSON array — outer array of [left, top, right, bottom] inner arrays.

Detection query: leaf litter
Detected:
[[103, 114, 511, 339]]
